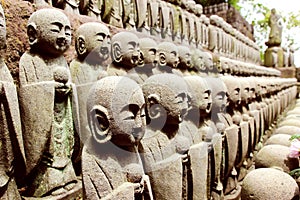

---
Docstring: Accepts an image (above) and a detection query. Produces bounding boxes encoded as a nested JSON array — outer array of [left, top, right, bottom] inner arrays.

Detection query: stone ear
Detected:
[[89, 105, 111, 144], [147, 94, 162, 119], [138, 51, 144, 66], [76, 35, 87, 56], [27, 23, 37, 46], [112, 42, 122, 63]]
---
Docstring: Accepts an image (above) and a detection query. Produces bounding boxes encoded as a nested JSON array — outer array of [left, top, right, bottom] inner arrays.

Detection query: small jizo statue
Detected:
[[70, 22, 111, 144], [0, 4, 25, 199], [107, 31, 142, 77], [140, 73, 190, 200], [152, 41, 179, 75], [82, 76, 153, 199], [177, 45, 193, 76], [135, 37, 159, 84], [18, 8, 79, 197]]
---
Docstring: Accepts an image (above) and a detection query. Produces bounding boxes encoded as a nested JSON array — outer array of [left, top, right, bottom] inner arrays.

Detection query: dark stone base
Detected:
[[276, 66, 296, 78], [22, 180, 82, 200]]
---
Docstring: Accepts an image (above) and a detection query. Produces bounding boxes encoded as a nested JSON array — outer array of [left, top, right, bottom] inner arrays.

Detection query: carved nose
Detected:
[[132, 127, 144, 141], [132, 54, 139, 63], [57, 37, 66, 46], [100, 47, 108, 55]]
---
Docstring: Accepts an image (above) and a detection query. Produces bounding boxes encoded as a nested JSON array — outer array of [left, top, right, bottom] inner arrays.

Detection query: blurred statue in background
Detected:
[[266, 8, 283, 47]]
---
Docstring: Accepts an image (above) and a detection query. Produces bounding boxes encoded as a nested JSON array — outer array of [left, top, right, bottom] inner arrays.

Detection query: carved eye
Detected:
[[51, 28, 60, 33]]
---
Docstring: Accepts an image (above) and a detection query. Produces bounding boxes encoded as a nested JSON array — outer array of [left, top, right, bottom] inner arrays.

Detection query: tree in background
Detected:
[[237, 0, 300, 63]]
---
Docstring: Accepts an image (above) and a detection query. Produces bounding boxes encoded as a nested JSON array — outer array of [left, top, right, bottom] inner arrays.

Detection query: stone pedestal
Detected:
[[264, 46, 283, 68], [276, 66, 296, 78]]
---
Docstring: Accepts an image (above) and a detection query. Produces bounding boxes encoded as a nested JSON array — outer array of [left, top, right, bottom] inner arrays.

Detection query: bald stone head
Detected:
[[27, 8, 71, 56], [111, 31, 142, 69], [87, 76, 146, 147], [138, 37, 159, 69], [184, 76, 212, 114], [157, 41, 179, 68], [191, 49, 206, 73], [220, 75, 241, 106], [142, 74, 188, 128], [177, 45, 192, 70], [206, 77, 228, 114], [75, 22, 111, 62]]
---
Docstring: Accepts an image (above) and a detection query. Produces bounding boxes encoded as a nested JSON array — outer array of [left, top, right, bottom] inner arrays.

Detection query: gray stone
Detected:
[[265, 134, 291, 147], [18, 8, 79, 198], [255, 144, 299, 173], [241, 168, 299, 200]]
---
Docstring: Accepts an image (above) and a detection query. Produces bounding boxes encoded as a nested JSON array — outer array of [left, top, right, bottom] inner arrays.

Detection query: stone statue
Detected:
[[79, 0, 102, 20], [101, 0, 124, 28], [183, 76, 212, 199], [191, 48, 206, 75], [152, 41, 179, 75], [107, 31, 142, 77], [0, 4, 25, 199], [219, 75, 242, 198], [207, 77, 231, 199], [135, 37, 159, 84], [123, 0, 136, 30], [70, 22, 111, 144], [266, 8, 283, 47], [18, 8, 79, 197], [52, 0, 80, 15], [177, 45, 192, 76], [82, 76, 153, 199], [140, 73, 189, 200]]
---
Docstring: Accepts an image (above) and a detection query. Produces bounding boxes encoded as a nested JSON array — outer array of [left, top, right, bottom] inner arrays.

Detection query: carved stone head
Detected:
[[239, 78, 251, 104], [27, 8, 71, 56], [194, 4, 203, 16], [138, 37, 159, 69], [220, 75, 241, 106], [111, 31, 142, 69], [157, 41, 179, 68], [184, 76, 212, 114], [191, 49, 205, 73], [142, 74, 188, 128], [87, 76, 146, 147], [177, 45, 192, 70], [75, 22, 111, 62], [0, 4, 6, 50], [206, 77, 228, 114]]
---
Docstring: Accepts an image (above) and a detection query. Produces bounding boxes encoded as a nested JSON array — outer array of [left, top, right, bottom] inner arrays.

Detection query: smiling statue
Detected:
[[18, 8, 80, 198], [82, 76, 153, 199]]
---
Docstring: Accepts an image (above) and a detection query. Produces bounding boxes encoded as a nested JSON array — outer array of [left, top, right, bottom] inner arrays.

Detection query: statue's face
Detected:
[[192, 50, 205, 72], [178, 46, 192, 69], [111, 87, 146, 147], [0, 6, 6, 49], [37, 15, 71, 56], [139, 39, 158, 69], [204, 52, 213, 71], [164, 89, 188, 124], [213, 90, 227, 113], [241, 80, 250, 104], [158, 43, 179, 68], [121, 37, 140, 68], [85, 24, 111, 61]]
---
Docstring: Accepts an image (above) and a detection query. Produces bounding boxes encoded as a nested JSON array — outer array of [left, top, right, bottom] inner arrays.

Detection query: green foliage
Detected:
[[289, 168, 300, 179], [228, 0, 241, 11], [289, 134, 300, 141]]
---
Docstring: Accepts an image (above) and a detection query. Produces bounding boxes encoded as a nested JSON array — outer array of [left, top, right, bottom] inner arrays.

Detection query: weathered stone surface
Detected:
[[274, 125, 300, 135], [265, 134, 291, 147], [278, 119, 300, 128], [255, 144, 299, 173], [241, 168, 299, 200]]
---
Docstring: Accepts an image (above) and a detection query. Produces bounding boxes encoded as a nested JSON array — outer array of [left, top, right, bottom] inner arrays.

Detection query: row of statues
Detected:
[[27, 0, 262, 65], [0, 3, 298, 200]]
